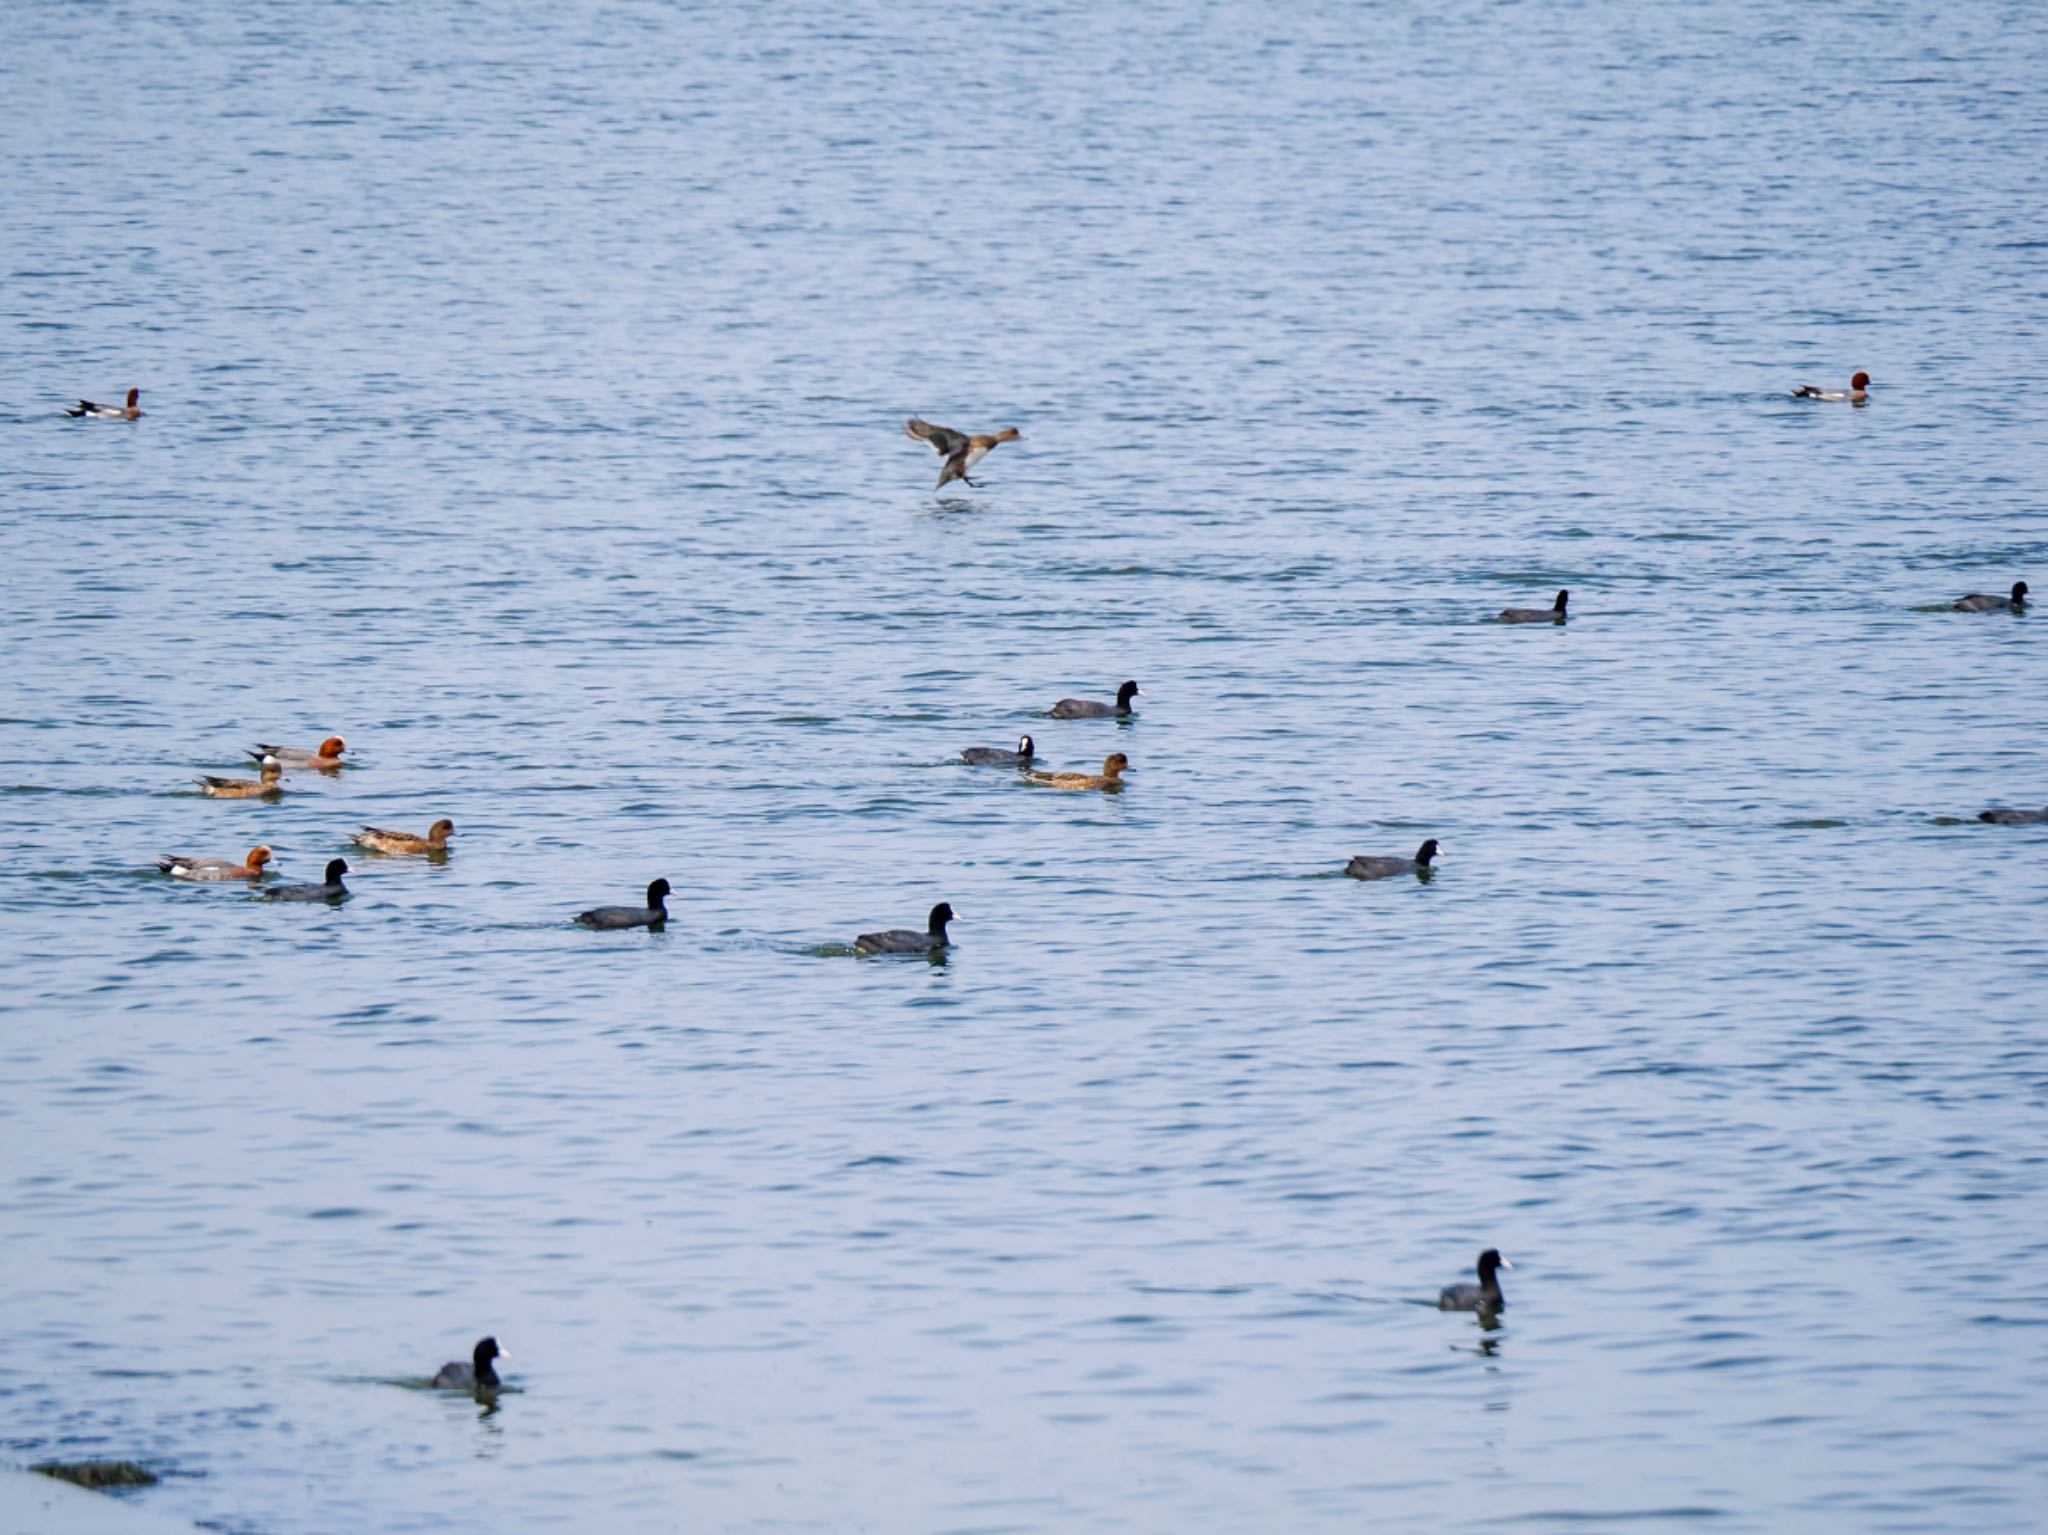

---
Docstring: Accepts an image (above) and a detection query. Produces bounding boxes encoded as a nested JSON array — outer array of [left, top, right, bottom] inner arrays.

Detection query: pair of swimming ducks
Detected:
[[574, 882, 959, 957]]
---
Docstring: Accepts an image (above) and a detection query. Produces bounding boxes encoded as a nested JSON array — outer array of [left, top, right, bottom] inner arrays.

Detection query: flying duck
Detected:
[[904, 418, 1020, 490]]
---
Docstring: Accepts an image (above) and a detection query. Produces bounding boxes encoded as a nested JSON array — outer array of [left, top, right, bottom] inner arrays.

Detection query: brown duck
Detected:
[[196, 756, 284, 798], [1028, 752, 1129, 791], [904, 418, 1020, 490], [353, 819, 455, 855]]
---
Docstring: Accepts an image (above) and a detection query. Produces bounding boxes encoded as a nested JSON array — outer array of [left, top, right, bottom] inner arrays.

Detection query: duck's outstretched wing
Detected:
[[905, 418, 968, 457]]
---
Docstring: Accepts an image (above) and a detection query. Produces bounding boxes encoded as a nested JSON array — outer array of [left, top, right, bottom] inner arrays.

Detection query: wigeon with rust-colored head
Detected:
[[904, 418, 1021, 491], [156, 845, 274, 881], [1790, 370, 1870, 403], [249, 735, 346, 770], [67, 387, 142, 421]]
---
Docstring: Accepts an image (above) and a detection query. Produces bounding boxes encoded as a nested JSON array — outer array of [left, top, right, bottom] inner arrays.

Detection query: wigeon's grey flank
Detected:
[[1790, 370, 1870, 403], [904, 418, 1020, 490], [157, 845, 274, 880], [67, 387, 142, 420], [250, 735, 346, 769]]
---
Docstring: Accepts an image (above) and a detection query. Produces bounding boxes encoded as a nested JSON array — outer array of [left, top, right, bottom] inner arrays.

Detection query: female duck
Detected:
[[1049, 681, 1141, 719], [66, 388, 142, 420], [250, 736, 346, 769], [353, 819, 454, 855], [856, 902, 956, 955], [157, 846, 273, 881], [1028, 752, 1128, 791], [197, 757, 283, 798]]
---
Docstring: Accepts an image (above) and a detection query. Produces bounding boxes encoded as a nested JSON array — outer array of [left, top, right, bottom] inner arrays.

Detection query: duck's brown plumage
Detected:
[[67, 387, 142, 420], [905, 418, 1020, 490], [157, 845, 273, 880], [353, 818, 454, 855], [1028, 752, 1128, 791], [196, 758, 283, 798]]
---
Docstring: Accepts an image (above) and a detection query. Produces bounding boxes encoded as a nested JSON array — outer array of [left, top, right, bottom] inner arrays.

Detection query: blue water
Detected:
[[3, 2, 2045, 1531]]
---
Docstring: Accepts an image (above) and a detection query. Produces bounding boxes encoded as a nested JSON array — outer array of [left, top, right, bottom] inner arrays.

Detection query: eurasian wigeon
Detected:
[[353, 819, 454, 855], [855, 902, 956, 955], [1027, 752, 1128, 791], [66, 388, 142, 420], [1049, 681, 1142, 719], [430, 1337, 504, 1391], [1790, 371, 1870, 403], [1500, 590, 1569, 624], [196, 756, 284, 797], [1438, 1249, 1511, 1313], [904, 418, 1020, 490], [1954, 580, 2028, 612], [262, 857, 349, 901], [962, 734, 1035, 767], [1345, 839, 1440, 880], [157, 845, 274, 881], [250, 736, 346, 769], [576, 878, 670, 930]]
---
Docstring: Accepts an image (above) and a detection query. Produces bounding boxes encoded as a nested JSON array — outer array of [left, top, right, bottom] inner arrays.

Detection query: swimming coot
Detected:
[[576, 879, 670, 930], [1979, 805, 2048, 825], [963, 734, 1035, 767], [1438, 1249, 1510, 1312], [1500, 590, 1568, 624], [262, 858, 349, 902], [430, 1336, 503, 1390], [1345, 839, 1439, 880], [856, 902, 955, 955], [1027, 752, 1128, 791], [1954, 581, 2028, 612], [1049, 681, 1141, 719]]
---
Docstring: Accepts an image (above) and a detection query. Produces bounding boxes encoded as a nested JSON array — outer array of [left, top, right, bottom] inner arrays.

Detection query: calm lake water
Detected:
[[3, 1, 2045, 1531]]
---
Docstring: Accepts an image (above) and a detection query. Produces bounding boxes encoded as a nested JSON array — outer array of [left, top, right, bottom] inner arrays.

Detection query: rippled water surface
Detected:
[[4, 2, 2046, 1531]]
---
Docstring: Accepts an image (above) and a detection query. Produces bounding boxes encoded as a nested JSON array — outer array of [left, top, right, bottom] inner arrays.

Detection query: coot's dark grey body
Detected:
[[856, 902, 955, 955], [963, 735, 1035, 767], [1979, 805, 2048, 825], [263, 857, 350, 902], [1501, 590, 1569, 623], [577, 879, 670, 930], [1345, 839, 1440, 881], [1438, 1249, 1510, 1312], [431, 1336, 502, 1390], [1049, 681, 1141, 719], [1955, 580, 2029, 612]]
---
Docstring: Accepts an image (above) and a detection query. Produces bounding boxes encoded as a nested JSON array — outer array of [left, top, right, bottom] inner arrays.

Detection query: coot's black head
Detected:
[[927, 902, 956, 934], [1115, 680, 1141, 709], [2013, 581, 2030, 603], [1553, 590, 1569, 612], [1416, 839, 1441, 865], [324, 858, 349, 883], [1476, 1249, 1509, 1278], [646, 878, 672, 907], [1017, 734, 1035, 757], [474, 1336, 501, 1366]]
